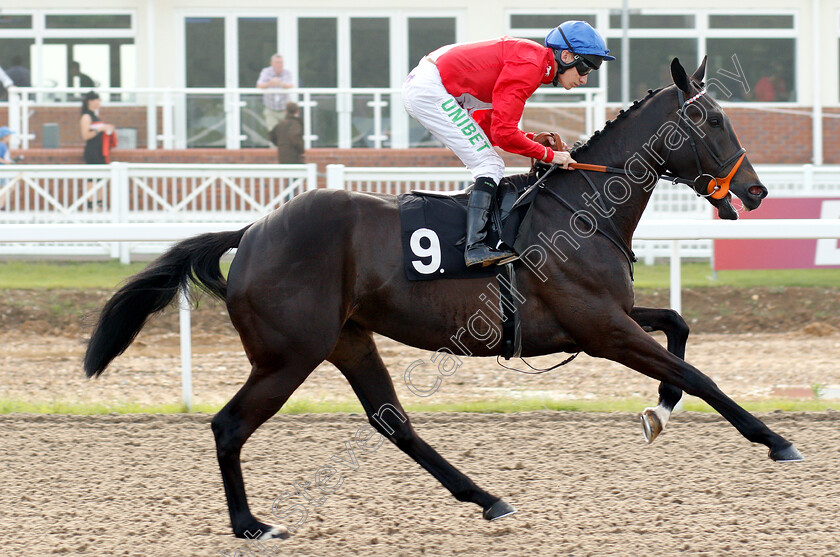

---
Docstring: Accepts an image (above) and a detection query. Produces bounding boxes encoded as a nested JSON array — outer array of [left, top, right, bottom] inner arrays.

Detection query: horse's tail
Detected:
[[84, 226, 251, 378]]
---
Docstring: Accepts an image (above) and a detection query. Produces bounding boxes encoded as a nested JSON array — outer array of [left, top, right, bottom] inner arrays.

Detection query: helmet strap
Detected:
[[551, 26, 577, 86]]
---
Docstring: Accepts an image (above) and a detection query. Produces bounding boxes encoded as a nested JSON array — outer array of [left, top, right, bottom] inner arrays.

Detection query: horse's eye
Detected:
[[709, 118, 721, 128]]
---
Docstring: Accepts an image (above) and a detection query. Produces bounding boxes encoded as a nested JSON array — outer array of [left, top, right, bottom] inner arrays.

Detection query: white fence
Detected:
[[2, 162, 840, 263], [1, 219, 838, 410], [0, 162, 317, 262]]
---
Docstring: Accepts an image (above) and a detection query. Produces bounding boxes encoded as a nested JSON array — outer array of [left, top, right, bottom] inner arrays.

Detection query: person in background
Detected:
[[403, 20, 613, 266], [256, 54, 295, 133], [6, 56, 31, 87], [0, 56, 30, 101], [0, 126, 17, 210], [0, 126, 15, 165], [79, 92, 116, 207], [269, 102, 305, 164], [69, 61, 95, 88]]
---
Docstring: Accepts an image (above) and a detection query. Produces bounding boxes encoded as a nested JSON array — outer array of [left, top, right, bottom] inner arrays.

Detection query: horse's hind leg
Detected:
[[631, 307, 688, 443], [328, 321, 515, 521], [211, 352, 320, 540]]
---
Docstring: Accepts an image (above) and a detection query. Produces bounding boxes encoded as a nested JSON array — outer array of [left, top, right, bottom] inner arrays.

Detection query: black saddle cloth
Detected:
[[397, 174, 532, 281]]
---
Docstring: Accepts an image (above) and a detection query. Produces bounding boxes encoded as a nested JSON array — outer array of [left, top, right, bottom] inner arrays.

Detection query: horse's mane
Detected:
[[570, 87, 666, 156]]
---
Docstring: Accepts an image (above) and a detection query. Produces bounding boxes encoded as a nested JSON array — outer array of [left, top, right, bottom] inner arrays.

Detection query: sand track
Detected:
[[1, 411, 838, 556]]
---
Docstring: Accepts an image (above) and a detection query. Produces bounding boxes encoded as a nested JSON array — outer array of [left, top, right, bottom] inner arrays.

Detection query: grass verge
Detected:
[[2, 397, 839, 415], [1, 261, 840, 290]]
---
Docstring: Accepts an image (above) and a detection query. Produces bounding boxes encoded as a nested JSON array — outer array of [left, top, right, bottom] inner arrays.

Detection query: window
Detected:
[[352, 18, 390, 88], [607, 38, 697, 102], [238, 18, 277, 89], [238, 18, 279, 147], [605, 11, 796, 103], [0, 40, 34, 100], [707, 39, 794, 102], [703, 15, 796, 103], [407, 17, 457, 147], [608, 14, 695, 29], [509, 10, 798, 104], [185, 18, 225, 147], [185, 18, 225, 88], [0, 11, 136, 101], [179, 11, 460, 148], [45, 14, 132, 29], [407, 17, 456, 69], [0, 14, 32, 29]]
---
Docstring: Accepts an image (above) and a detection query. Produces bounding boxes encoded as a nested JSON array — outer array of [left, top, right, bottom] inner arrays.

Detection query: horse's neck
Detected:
[[571, 96, 673, 243]]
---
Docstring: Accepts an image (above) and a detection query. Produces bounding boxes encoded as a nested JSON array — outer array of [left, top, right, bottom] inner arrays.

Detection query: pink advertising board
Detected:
[[713, 197, 840, 270]]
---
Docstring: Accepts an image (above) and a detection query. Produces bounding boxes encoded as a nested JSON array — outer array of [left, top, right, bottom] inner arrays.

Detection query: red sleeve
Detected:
[[473, 110, 494, 143], [489, 61, 554, 162]]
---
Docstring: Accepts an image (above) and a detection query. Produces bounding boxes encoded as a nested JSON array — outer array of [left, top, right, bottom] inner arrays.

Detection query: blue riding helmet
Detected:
[[546, 21, 615, 84]]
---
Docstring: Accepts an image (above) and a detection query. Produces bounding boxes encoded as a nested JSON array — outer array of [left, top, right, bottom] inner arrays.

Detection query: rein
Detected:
[[496, 351, 579, 374]]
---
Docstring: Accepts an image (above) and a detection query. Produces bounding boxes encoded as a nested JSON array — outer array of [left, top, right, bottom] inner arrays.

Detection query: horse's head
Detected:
[[665, 57, 768, 220]]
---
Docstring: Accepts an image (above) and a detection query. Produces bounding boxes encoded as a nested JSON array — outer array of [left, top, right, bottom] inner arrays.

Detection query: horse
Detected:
[[84, 58, 802, 540]]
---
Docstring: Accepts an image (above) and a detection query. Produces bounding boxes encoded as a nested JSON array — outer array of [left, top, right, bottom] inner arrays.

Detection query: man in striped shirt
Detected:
[[257, 54, 296, 133]]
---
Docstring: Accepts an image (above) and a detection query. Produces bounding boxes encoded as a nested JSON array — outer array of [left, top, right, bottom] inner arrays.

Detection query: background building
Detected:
[[0, 1, 836, 164]]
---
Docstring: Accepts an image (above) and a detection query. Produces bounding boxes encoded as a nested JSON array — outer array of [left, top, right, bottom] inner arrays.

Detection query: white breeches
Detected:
[[402, 58, 504, 183]]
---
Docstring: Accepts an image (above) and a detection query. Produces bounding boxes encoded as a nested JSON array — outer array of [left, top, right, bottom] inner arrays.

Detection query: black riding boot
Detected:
[[464, 177, 516, 267]]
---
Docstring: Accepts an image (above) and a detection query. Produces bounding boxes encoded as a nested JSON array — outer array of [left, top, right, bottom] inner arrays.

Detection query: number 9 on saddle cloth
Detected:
[[398, 173, 534, 282]]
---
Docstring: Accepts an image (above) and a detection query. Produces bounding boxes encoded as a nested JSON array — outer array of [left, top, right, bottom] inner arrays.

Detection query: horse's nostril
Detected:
[[749, 184, 768, 199]]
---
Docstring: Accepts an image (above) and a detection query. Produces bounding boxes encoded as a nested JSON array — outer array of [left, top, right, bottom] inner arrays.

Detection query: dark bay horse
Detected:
[[84, 58, 802, 540]]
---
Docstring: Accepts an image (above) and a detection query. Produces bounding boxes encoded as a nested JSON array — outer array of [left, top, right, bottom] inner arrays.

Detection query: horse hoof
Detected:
[[640, 408, 663, 444], [241, 525, 291, 540], [769, 443, 804, 462], [483, 499, 517, 521]]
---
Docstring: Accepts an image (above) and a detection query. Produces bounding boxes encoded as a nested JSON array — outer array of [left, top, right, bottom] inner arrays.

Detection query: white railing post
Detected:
[[593, 90, 607, 139], [326, 164, 346, 189], [178, 287, 193, 412], [109, 163, 123, 260], [19, 93, 32, 149], [225, 90, 245, 149], [161, 91, 175, 149], [299, 91, 318, 149], [110, 162, 132, 263], [367, 92, 389, 148], [8, 88, 22, 149], [812, 0, 823, 166], [338, 91, 352, 149], [670, 240, 682, 314], [305, 163, 318, 191], [146, 91, 158, 149], [391, 90, 409, 149]]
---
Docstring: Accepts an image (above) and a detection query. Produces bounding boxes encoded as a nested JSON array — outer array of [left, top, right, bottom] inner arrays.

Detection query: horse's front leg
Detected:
[[579, 312, 803, 462], [630, 306, 688, 443]]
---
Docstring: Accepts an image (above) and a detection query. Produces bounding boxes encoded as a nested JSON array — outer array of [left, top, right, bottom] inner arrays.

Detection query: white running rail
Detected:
[[0, 219, 838, 410]]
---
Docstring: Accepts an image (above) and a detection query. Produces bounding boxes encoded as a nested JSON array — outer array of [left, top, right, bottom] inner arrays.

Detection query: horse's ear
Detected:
[[671, 58, 690, 93], [691, 55, 708, 84]]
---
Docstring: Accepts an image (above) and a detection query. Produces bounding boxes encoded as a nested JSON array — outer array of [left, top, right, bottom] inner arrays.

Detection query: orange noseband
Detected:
[[705, 150, 745, 199]]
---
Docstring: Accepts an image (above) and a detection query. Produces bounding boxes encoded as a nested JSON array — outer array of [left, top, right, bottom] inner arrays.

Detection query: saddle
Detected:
[[397, 173, 534, 282]]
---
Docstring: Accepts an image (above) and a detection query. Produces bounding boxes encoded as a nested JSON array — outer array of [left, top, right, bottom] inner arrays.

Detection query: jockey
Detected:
[[402, 21, 614, 267]]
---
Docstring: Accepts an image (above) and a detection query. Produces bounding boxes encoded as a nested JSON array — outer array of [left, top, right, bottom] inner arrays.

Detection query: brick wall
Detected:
[[3, 105, 834, 165], [1, 105, 156, 149]]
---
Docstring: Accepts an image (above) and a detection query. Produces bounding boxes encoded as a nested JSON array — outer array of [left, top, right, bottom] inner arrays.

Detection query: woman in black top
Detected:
[[79, 92, 114, 207], [80, 91, 113, 164]]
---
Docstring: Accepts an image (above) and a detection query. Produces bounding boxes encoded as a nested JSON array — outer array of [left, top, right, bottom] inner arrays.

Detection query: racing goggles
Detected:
[[572, 55, 597, 76]]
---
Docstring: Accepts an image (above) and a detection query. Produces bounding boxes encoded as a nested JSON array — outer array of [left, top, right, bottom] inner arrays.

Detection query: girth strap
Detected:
[[497, 263, 522, 360]]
